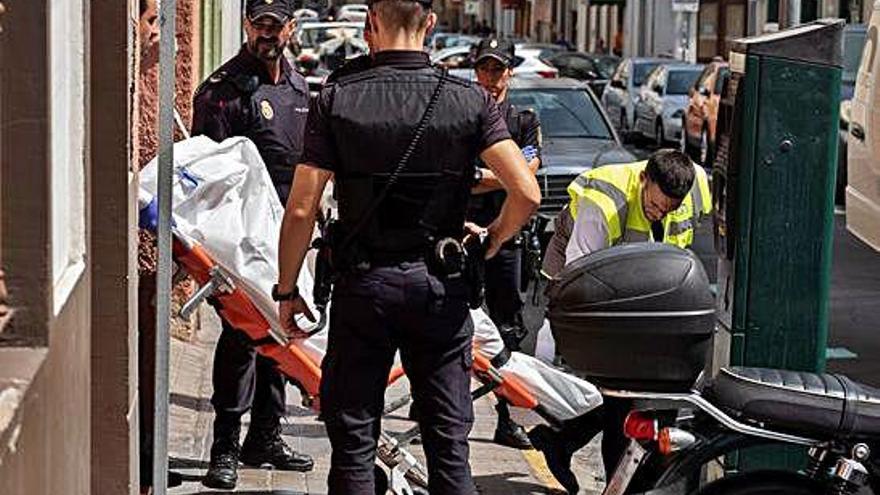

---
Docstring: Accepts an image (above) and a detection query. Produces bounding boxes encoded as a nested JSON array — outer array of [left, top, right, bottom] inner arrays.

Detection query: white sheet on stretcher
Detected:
[[139, 135, 602, 421]]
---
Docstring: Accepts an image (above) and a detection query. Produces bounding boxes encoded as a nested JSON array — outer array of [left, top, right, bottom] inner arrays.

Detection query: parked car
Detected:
[[293, 8, 320, 23], [431, 45, 558, 80], [337, 4, 368, 22], [633, 63, 704, 147], [601, 57, 665, 139], [428, 33, 480, 53], [544, 52, 620, 96], [837, 23, 868, 205], [682, 60, 729, 166], [846, 4, 880, 250], [296, 21, 364, 60], [506, 78, 636, 226]]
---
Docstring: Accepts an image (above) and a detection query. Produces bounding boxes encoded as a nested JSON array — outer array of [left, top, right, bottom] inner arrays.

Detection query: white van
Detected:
[[847, 0, 880, 251]]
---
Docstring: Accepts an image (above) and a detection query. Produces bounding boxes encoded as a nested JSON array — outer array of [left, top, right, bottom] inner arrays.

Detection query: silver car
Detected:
[[601, 57, 665, 140], [633, 63, 704, 146]]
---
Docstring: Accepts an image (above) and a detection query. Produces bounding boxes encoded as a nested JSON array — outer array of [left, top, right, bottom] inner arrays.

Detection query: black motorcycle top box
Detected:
[[547, 243, 716, 392]]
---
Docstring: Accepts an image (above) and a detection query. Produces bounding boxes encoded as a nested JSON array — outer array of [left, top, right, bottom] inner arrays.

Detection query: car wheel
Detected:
[[655, 120, 665, 148]]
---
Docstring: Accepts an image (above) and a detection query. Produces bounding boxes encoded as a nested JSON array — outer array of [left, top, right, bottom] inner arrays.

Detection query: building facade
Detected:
[[0, 1, 138, 494]]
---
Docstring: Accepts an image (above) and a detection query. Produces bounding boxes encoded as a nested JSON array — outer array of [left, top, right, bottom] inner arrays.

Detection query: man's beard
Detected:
[[250, 38, 283, 61]]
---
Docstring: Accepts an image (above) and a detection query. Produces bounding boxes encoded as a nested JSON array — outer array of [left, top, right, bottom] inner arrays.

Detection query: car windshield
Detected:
[[595, 57, 619, 78], [666, 69, 702, 94], [508, 88, 612, 140], [843, 29, 867, 83], [300, 26, 363, 48], [633, 62, 661, 86]]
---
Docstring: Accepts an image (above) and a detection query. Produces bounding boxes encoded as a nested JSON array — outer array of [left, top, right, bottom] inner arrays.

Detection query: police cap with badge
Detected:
[[364, 0, 434, 8], [474, 37, 517, 68], [245, 0, 295, 22]]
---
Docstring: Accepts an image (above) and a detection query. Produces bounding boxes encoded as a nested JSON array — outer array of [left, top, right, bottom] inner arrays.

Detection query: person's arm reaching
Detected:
[[277, 86, 338, 338], [563, 198, 610, 265], [277, 164, 333, 337], [479, 139, 541, 258]]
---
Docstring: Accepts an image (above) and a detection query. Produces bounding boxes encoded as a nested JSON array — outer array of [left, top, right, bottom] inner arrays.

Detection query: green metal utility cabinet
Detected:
[[714, 20, 843, 373]]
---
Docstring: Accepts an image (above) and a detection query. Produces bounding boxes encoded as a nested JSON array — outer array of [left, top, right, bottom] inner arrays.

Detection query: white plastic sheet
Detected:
[[139, 136, 601, 421]]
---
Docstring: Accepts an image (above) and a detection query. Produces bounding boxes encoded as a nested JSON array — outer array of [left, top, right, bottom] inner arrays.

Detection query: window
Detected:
[[695, 65, 713, 89], [50, 0, 87, 314], [643, 66, 663, 90], [667, 69, 703, 95], [633, 62, 661, 86]]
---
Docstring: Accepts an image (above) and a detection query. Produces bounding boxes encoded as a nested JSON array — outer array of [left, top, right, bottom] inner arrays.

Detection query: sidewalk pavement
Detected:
[[166, 307, 604, 494]]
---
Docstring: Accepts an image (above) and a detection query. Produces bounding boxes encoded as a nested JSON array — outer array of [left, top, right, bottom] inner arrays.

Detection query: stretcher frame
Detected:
[[172, 234, 547, 494]]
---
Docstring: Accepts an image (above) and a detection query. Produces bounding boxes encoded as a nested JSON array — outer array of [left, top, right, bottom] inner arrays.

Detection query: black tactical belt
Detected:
[[491, 347, 512, 369]]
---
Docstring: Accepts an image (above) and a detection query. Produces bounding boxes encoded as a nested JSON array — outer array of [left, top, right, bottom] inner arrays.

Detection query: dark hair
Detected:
[[645, 149, 695, 200], [140, 0, 148, 16], [371, 0, 429, 34]]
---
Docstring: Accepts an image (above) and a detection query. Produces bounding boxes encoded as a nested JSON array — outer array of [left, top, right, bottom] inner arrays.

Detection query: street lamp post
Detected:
[[153, 0, 176, 493]]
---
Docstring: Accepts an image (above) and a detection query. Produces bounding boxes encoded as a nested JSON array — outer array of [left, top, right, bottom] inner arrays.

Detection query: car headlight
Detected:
[[671, 109, 684, 119]]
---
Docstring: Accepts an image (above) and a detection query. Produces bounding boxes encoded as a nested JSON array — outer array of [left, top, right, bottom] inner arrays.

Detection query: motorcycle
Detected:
[[600, 366, 880, 495]]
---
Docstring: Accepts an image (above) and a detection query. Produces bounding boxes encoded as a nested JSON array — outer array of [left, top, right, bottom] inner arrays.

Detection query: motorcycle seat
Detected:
[[703, 367, 880, 440]]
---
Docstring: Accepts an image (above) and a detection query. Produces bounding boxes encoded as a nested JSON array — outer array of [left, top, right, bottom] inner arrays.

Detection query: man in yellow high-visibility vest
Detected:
[[542, 148, 711, 278], [531, 148, 712, 494]]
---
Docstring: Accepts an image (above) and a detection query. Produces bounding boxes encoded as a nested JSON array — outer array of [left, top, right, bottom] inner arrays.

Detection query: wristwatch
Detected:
[[271, 284, 300, 301], [473, 167, 484, 185]]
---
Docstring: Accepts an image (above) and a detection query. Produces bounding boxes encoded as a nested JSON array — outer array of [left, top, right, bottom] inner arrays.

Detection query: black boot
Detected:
[[528, 425, 580, 494], [241, 424, 315, 472], [527, 407, 605, 495], [203, 421, 241, 490], [493, 401, 532, 449]]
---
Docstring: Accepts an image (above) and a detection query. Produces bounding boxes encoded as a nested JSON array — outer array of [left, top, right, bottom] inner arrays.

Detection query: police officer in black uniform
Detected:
[[191, 0, 314, 489], [468, 38, 542, 450], [274, 0, 541, 492]]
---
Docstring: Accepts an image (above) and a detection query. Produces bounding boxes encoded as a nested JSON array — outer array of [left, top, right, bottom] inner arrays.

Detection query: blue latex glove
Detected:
[[138, 196, 161, 231], [521, 145, 538, 162], [138, 196, 175, 231]]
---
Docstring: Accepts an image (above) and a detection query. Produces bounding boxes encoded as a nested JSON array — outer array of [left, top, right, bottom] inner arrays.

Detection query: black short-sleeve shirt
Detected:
[[300, 51, 510, 173]]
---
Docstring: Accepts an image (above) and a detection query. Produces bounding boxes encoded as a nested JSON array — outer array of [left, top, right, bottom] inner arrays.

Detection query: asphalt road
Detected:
[[521, 140, 880, 388]]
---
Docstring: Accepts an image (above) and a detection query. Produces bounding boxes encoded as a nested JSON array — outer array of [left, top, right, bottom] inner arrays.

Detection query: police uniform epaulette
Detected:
[[195, 62, 260, 96]]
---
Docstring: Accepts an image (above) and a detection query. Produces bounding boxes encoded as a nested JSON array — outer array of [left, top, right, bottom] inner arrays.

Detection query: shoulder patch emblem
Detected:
[[260, 100, 274, 120], [209, 71, 226, 84]]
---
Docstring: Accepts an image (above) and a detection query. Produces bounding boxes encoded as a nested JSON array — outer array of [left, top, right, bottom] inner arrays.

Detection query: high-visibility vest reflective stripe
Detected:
[[570, 175, 629, 244], [663, 165, 712, 248], [567, 161, 712, 249]]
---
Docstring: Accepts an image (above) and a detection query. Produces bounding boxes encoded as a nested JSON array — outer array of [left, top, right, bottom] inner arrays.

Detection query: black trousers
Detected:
[[320, 262, 476, 495], [211, 318, 287, 432], [484, 244, 524, 346]]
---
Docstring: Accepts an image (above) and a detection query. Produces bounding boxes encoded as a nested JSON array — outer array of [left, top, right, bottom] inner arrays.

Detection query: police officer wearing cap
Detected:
[[469, 37, 542, 450], [192, 0, 313, 489], [275, 0, 541, 492]]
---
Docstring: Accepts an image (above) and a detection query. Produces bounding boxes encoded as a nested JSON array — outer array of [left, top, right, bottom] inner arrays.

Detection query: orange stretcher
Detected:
[[172, 234, 545, 492]]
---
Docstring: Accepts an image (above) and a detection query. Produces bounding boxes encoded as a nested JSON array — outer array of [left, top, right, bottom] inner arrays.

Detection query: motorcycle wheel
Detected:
[[690, 470, 825, 495]]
